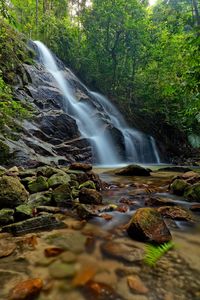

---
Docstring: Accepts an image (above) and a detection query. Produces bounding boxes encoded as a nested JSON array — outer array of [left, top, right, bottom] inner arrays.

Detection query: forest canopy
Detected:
[[0, 0, 200, 147]]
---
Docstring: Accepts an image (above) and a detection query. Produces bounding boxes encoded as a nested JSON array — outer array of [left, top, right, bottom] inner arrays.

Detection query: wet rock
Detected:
[[115, 164, 150, 176], [170, 179, 190, 196], [44, 247, 65, 257], [190, 204, 200, 211], [60, 251, 77, 263], [79, 180, 96, 190], [15, 204, 34, 220], [48, 173, 71, 188], [79, 188, 102, 205], [182, 171, 200, 181], [28, 176, 48, 193], [36, 166, 62, 177], [0, 176, 29, 208], [157, 167, 192, 172], [86, 171, 103, 191], [1, 214, 65, 235], [52, 184, 72, 206], [157, 206, 193, 221], [69, 163, 92, 172], [101, 240, 144, 263], [6, 166, 20, 176], [75, 204, 99, 219], [49, 261, 76, 279], [46, 231, 87, 253], [8, 278, 43, 300], [0, 208, 14, 225], [145, 196, 175, 207], [28, 191, 52, 207], [184, 183, 200, 202], [19, 169, 37, 179], [127, 208, 172, 244], [127, 275, 149, 294]]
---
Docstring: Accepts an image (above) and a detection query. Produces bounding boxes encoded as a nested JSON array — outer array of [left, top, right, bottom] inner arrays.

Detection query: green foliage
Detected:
[[144, 241, 175, 267]]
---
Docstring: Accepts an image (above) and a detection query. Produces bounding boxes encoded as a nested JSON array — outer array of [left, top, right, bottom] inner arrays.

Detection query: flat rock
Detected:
[[115, 165, 150, 176], [1, 214, 65, 235], [69, 163, 92, 171], [127, 208, 172, 244], [157, 206, 193, 221], [145, 196, 176, 207]]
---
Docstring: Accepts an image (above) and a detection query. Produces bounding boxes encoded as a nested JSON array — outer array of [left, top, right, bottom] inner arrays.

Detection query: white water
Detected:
[[34, 41, 161, 164]]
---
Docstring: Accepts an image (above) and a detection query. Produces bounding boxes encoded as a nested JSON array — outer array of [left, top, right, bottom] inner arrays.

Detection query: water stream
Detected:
[[34, 41, 161, 165]]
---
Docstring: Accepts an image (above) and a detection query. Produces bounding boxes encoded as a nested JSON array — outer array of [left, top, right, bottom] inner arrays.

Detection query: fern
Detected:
[[144, 241, 175, 267]]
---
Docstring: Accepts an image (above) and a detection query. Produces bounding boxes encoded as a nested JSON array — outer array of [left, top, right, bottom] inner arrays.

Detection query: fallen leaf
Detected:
[[72, 265, 97, 286], [44, 247, 64, 257], [8, 278, 43, 300], [127, 275, 149, 294]]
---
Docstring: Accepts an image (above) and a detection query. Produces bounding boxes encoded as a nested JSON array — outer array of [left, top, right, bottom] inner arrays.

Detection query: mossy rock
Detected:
[[15, 204, 34, 220], [127, 207, 172, 244], [52, 184, 72, 206], [48, 173, 71, 188], [0, 208, 14, 225], [0, 141, 10, 164], [184, 183, 200, 202], [28, 176, 49, 193], [170, 179, 190, 196], [28, 191, 52, 208], [79, 188, 102, 205], [79, 180, 96, 190], [0, 175, 29, 208]]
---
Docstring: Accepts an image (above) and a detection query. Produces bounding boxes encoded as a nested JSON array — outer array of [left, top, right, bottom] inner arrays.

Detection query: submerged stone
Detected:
[[127, 207, 172, 244], [115, 164, 150, 176], [49, 261, 76, 279], [0, 175, 29, 208], [1, 214, 65, 235], [157, 206, 193, 221]]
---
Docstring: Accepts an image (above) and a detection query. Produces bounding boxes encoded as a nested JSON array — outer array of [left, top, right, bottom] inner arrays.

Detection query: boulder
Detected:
[[145, 196, 175, 207], [170, 179, 190, 196], [28, 176, 49, 193], [52, 184, 72, 206], [48, 173, 71, 188], [184, 183, 200, 202], [69, 163, 92, 172], [127, 208, 172, 244], [115, 164, 150, 176], [0, 208, 14, 225], [28, 191, 52, 207], [157, 206, 193, 221], [37, 166, 63, 177], [0, 175, 29, 208], [79, 180, 96, 190], [79, 188, 102, 205]]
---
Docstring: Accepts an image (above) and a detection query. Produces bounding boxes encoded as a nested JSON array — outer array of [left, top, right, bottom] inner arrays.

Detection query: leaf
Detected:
[[144, 241, 175, 267]]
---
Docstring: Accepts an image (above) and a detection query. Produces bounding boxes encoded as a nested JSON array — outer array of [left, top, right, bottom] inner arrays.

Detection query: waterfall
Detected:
[[34, 41, 161, 165]]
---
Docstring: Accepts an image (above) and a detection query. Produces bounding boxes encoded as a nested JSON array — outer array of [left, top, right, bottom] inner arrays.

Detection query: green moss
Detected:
[[0, 140, 10, 164]]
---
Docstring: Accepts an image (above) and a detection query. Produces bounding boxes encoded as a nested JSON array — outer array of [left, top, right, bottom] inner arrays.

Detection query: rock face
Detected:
[[115, 165, 150, 176], [127, 208, 172, 244], [0, 176, 29, 208], [79, 188, 103, 205]]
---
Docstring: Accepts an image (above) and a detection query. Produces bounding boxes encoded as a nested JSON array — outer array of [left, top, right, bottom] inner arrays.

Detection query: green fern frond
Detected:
[[144, 241, 175, 267]]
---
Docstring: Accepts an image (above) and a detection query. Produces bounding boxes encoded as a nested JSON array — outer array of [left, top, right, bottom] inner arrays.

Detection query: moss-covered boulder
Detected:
[[79, 180, 96, 190], [28, 191, 52, 207], [0, 208, 14, 225], [37, 166, 63, 178], [48, 173, 71, 188], [52, 184, 72, 206], [127, 208, 172, 244], [170, 179, 190, 195], [15, 204, 34, 220], [79, 188, 102, 205], [184, 183, 200, 202], [0, 175, 29, 208], [115, 164, 150, 176], [28, 176, 48, 193]]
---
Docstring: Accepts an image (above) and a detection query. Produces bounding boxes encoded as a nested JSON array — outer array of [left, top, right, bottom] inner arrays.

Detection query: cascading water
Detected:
[[34, 41, 161, 165]]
